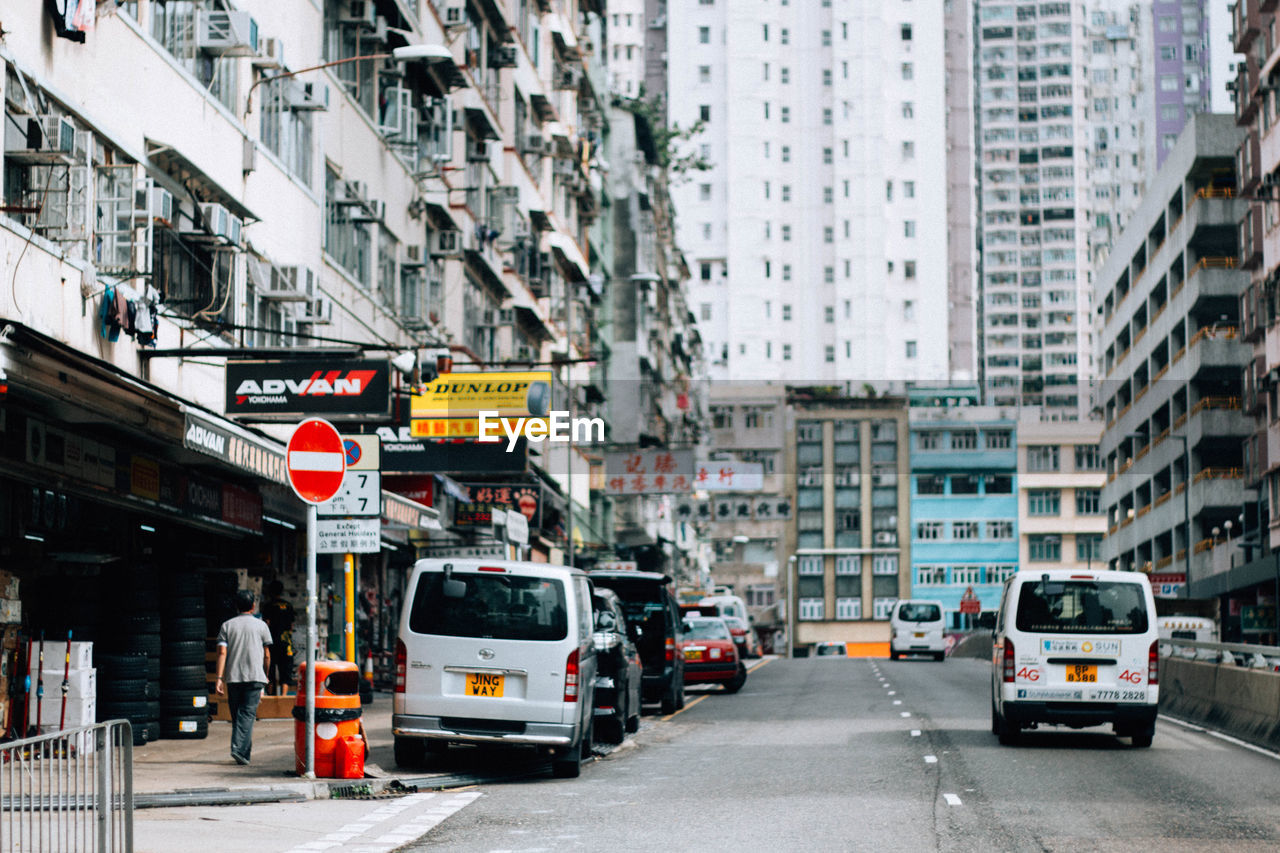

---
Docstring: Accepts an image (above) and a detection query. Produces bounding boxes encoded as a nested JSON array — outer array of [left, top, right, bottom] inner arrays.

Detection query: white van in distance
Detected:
[[889, 599, 947, 661], [990, 569, 1160, 747], [393, 559, 597, 778]]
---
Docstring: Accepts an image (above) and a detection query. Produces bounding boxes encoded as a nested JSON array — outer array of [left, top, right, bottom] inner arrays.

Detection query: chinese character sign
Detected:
[[461, 482, 543, 527], [603, 449, 696, 495], [694, 461, 765, 492]]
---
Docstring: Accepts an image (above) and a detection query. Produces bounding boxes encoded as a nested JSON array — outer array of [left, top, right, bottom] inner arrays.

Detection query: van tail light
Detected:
[[1148, 640, 1159, 686], [395, 639, 407, 693], [1002, 639, 1016, 683], [665, 636, 675, 662], [564, 648, 580, 703]]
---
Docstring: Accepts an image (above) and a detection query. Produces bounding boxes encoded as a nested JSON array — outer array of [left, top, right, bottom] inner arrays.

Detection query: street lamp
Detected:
[[1127, 431, 1191, 593], [786, 554, 796, 659], [243, 44, 455, 119]]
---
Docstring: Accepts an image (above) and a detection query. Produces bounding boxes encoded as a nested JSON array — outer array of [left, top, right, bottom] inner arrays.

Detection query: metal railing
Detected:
[[1162, 637, 1280, 669], [0, 721, 133, 852]]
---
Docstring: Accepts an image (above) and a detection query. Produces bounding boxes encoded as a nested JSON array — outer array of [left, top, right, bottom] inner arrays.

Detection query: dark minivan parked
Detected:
[[588, 571, 685, 714]]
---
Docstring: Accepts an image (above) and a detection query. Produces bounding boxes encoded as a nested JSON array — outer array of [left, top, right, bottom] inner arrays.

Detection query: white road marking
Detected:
[[888, 691, 896, 695], [900, 712, 912, 718], [911, 730, 921, 737], [281, 792, 481, 853], [943, 793, 962, 806], [924, 755, 938, 764], [893, 700, 902, 706]]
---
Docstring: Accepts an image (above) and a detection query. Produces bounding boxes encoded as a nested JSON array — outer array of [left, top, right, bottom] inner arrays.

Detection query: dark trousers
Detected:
[[227, 681, 265, 760]]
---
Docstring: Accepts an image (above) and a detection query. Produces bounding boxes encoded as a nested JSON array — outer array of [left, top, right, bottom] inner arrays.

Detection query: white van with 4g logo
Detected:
[[989, 569, 1159, 747]]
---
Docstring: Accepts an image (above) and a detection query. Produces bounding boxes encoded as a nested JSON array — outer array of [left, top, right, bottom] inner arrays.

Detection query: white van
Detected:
[[890, 599, 947, 661], [393, 559, 598, 778], [698, 594, 749, 623], [990, 569, 1160, 747]]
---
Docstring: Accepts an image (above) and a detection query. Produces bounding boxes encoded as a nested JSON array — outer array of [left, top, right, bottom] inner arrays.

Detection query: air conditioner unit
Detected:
[[252, 37, 284, 69], [27, 115, 75, 153], [443, 3, 465, 26], [267, 264, 317, 301], [198, 202, 242, 246], [431, 229, 462, 257], [284, 81, 329, 111], [137, 185, 174, 223], [520, 133, 546, 154], [298, 295, 334, 325], [195, 10, 259, 56], [873, 531, 897, 545], [352, 199, 386, 222], [345, 180, 367, 202], [404, 243, 427, 267], [339, 0, 377, 29], [467, 138, 489, 161], [489, 45, 518, 68]]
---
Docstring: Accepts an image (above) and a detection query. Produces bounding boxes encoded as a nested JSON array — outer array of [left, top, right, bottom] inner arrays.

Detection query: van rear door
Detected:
[[403, 566, 572, 724], [1014, 577, 1154, 702]]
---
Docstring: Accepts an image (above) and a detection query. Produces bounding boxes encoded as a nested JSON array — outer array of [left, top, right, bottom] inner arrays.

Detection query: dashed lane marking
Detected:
[[900, 712, 912, 718], [943, 793, 962, 806], [911, 730, 921, 737], [893, 700, 902, 706], [924, 755, 937, 764]]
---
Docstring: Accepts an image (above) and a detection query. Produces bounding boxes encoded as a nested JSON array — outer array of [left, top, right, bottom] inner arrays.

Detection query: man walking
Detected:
[[214, 590, 272, 765]]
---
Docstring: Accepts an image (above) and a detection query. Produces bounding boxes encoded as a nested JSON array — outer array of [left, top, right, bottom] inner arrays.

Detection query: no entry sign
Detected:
[[286, 418, 346, 504]]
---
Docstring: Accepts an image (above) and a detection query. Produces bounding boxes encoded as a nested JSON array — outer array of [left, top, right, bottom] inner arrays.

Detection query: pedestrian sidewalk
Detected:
[[131, 692, 446, 807]]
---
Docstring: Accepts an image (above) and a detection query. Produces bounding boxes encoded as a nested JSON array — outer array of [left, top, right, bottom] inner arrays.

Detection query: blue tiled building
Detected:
[[909, 407, 1019, 628]]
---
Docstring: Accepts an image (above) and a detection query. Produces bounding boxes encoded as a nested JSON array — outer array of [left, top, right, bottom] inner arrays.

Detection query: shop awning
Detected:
[[514, 305, 556, 342], [545, 232, 589, 281], [145, 138, 259, 223]]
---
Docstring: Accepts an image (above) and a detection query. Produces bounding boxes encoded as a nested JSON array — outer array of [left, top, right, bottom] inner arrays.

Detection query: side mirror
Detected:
[[977, 612, 996, 631]]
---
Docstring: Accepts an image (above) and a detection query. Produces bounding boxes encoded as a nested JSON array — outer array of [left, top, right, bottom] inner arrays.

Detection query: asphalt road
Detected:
[[401, 656, 1280, 853]]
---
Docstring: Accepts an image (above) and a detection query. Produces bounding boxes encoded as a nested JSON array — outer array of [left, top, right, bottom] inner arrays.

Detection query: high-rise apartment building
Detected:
[[667, 0, 950, 383]]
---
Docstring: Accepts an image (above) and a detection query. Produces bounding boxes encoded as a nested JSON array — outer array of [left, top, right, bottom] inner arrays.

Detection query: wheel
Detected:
[[394, 736, 426, 768], [1130, 721, 1155, 748], [551, 724, 589, 778], [676, 681, 686, 710], [100, 678, 149, 701], [160, 665, 209, 691], [597, 715, 624, 745], [935, 652, 946, 662], [995, 706, 1019, 746], [722, 665, 747, 694], [161, 617, 208, 641], [113, 633, 162, 657], [625, 693, 641, 733], [97, 654, 148, 680], [424, 740, 448, 755], [890, 650, 899, 661], [163, 640, 207, 666], [991, 699, 1000, 735], [158, 716, 209, 740], [165, 597, 206, 617], [160, 690, 209, 716], [660, 681, 679, 715]]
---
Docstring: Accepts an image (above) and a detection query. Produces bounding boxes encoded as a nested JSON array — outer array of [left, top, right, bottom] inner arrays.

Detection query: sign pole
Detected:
[[305, 502, 317, 779], [343, 553, 356, 663]]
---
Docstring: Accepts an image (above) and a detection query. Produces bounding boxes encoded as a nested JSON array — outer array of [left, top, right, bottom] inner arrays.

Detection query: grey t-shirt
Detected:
[[217, 613, 273, 684]]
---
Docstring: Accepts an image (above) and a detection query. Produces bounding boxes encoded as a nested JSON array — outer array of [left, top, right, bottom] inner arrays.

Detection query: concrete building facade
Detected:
[[1018, 418, 1108, 574]]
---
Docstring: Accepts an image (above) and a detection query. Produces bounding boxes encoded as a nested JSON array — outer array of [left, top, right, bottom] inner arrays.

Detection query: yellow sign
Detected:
[[410, 371, 554, 420], [411, 417, 544, 439]]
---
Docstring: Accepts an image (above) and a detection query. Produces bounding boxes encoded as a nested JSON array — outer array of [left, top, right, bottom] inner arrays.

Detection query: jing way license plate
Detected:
[[466, 672, 504, 697]]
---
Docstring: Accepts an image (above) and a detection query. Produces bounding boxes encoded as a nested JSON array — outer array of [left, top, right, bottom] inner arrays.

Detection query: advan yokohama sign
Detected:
[[225, 359, 391, 418]]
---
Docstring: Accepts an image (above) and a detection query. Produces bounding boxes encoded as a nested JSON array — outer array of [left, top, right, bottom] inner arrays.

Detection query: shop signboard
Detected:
[[603, 449, 697, 495], [225, 359, 391, 419], [409, 370, 554, 438], [315, 517, 380, 554], [420, 543, 507, 559], [459, 483, 542, 528], [374, 425, 529, 474], [183, 411, 288, 485], [695, 461, 765, 492], [1149, 572, 1186, 599]]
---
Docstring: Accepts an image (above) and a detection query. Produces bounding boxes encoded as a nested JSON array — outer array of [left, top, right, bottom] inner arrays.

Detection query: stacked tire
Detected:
[[159, 572, 210, 739], [100, 566, 161, 746]]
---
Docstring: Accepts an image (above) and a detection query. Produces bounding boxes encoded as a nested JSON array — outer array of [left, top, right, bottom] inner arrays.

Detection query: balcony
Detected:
[[1235, 0, 1262, 53]]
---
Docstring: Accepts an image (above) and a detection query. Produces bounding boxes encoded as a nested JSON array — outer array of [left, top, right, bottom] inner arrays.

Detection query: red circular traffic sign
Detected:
[[286, 418, 346, 504]]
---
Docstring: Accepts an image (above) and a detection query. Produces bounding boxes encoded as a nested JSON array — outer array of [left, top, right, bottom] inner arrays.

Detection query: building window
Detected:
[[953, 522, 980, 540], [781, 107, 791, 124], [1076, 534, 1103, 562], [1026, 445, 1060, 471], [1028, 489, 1061, 515], [1029, 534, 1062, 561], [872, 598, 897, 620], [918, 432, 941, 451], [989, 565, 1017, 585], [700, 105, 711, 122], [987, 520, 1014, 540], [799, 598, 825, 620], [798, 555, 824, 575], [951, 430, 978, 450], [835, 555, 860, 575], [699, 65, 711, 83], [917, 475, 945, 494], [902, 141, 915, 160], [782, 146, 791, 162], [1074, 444, 1102, 470], [916, 521, 944, 540], [872, 555, 898, 575], [825, 345, 835, 363], [916, 566, 945, 585], [699, 26, 711, 44], [904, 221, 916, 238], [781, 67, 790, 84], [985, 430, 1012, 449], [901, 23, 912, 41], [952, 566, 982, 586], [781, 28, 790, 45], [782, 344, 792, 361], [701, 262, 713, 280], [782, 185, 792, 203], [747, 585, 775, 608], [699, 183, 712, 201], [1075, 488, 1102, 514], [986, 475, 1013, 494], [835, 597, 861, 620], [902, 62, 913, 81]]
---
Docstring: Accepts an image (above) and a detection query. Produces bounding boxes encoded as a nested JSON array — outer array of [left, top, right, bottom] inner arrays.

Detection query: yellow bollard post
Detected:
[[344, 553, 356, 663]]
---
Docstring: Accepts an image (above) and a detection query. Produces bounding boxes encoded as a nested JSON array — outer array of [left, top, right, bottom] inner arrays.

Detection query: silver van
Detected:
[[393, 559, 598, 778]]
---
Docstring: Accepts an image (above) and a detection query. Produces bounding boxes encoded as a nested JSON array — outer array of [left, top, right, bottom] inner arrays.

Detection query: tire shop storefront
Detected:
[[0, 326, 299, 744]]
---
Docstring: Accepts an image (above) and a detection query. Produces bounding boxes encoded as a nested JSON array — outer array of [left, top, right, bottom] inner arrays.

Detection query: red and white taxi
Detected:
[[680, 617, 747, 694]]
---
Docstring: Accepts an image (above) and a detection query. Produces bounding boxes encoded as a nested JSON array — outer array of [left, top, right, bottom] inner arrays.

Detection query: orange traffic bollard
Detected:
[[293, 661, 363, 778]]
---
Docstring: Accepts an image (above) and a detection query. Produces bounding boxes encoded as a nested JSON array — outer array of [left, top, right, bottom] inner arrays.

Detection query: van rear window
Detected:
[[1015, 580, 1148, 634], [898, 603, 941, 622], [409, 573, 568, 641]]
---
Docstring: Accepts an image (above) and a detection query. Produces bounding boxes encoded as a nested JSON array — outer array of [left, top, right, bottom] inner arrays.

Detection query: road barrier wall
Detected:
[[1161, 657, 1280, 751]]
